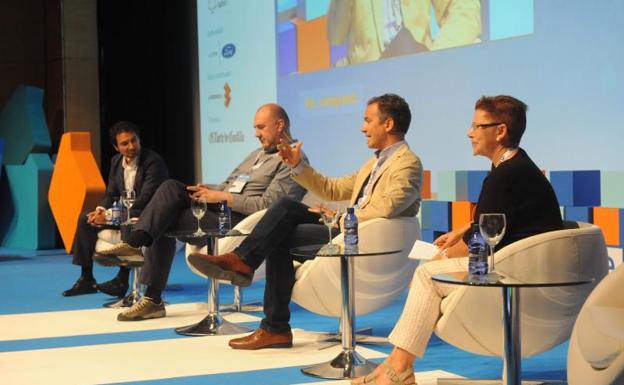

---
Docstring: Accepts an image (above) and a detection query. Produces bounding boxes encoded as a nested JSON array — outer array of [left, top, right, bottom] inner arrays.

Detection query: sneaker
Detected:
[[98, 242, 143, 258], [117, 296, 165, 321], [93, 252, 144, 267]]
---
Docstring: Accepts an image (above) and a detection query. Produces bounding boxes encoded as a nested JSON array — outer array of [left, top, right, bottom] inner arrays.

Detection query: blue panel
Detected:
[[489, 0, 534, 40], [276, 0, 296, 13], [330, 43, 347, 67], [0, 153, 55, 249], [420, 200, 434, 230], [0, 85, 51, 165], [421, 229, 435, 243], [572, 170, 601, 206], [430, 200, 451, 232], [278, 22, 298, 76], [467, 171, 488, 203], [0, 138, 4, 178], [564, 206, 593, 223], [437, 171, 457, 202], [550, 171, 574, 207]]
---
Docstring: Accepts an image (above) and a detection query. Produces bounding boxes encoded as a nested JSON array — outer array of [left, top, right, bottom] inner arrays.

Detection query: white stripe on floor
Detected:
[[0, 302, 260, 341]]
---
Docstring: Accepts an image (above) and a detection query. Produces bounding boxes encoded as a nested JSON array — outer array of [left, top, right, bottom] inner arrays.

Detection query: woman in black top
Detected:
[[351, 96, 562, 385]]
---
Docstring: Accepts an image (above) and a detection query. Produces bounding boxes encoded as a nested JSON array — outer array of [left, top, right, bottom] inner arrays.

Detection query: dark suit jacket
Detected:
[[100, 147, 169, 217]]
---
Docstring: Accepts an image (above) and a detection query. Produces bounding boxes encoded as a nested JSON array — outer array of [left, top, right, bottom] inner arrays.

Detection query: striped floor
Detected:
[[0, 248, 567, 384]]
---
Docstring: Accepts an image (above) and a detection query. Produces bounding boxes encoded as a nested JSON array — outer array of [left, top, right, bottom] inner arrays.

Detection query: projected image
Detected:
[[277, 0, 534, 75]]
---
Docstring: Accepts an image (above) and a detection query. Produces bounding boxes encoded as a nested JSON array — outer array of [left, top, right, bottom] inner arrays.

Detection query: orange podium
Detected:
[[49, 132, 106, 252]]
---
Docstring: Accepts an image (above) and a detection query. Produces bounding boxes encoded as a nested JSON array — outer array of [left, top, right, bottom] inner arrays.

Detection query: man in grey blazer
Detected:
[[63, 121, 169, 297], [99, 103, 307, 321]]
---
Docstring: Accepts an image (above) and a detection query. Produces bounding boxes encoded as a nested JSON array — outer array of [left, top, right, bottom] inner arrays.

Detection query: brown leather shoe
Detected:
[[229, 328, 293, 350], [187, 252, 254, 287]]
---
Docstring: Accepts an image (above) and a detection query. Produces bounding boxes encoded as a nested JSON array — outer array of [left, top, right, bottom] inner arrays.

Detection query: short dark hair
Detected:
[[475, 95, 527, 148], [367, 93, 411, 135], [109, 121, 141, 147]]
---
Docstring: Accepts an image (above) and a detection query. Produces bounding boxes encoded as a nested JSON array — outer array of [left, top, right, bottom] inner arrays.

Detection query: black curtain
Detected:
[[97, 0, 195, 184]]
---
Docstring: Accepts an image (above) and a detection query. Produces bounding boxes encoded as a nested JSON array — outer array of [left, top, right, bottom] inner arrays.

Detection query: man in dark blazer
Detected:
[[62, 121, 168, 297]]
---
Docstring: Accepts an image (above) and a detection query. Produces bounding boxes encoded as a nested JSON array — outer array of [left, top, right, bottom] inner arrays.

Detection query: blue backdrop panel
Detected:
[[564, 206, 593, 223], [600, 171, 624, 208], [0, 85, 51, 165], [0, 154, 55, 249], [437, 171, 457, 202], [430, 200, 452, 232], [0, 138, 4, 178], [550, 171, 601, 207], [456, 171, 488, 202]]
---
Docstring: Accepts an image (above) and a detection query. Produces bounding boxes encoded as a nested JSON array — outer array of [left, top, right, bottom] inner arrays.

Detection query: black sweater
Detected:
[[470, 148, 563, 249]]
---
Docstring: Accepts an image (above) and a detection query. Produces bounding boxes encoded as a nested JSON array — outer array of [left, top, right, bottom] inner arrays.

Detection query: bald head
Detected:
[[254, 103, 291, 150]]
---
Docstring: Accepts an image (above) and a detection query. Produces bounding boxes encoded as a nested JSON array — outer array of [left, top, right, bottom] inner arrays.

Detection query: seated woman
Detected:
[[352, 95, 563, 385]]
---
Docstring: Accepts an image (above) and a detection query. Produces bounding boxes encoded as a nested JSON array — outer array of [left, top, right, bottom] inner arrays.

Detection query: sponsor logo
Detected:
[[222, 43, 236, 58], [207, 82, 232, 108], [209, 131, 244, 144], [207, 0, 228, 13]]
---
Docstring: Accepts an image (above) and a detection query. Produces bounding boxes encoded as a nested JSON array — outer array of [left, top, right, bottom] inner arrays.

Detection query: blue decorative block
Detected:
[[456, 171, 488, 202], [0, 138, 4, 178], [564, 206, 593, 223], [0, 85, 51, 165], [0, 153, 55, 249], [430, 200, 451, 232], [421, 229, 435, 243], [278, 22, 297, 76], [420, 200, 434, 230], [550, 170, 601, 207]]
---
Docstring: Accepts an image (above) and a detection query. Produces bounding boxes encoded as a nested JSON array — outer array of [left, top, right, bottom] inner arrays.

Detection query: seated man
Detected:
[[63, 121, 168, 297], [188, 93, 423, 350], [100, 103, 308, 321]]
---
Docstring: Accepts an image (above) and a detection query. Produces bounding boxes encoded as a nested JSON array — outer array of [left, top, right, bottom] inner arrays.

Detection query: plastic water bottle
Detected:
[[468, 223, 488, 275], [111, 199, 122, 226], [344, 206, 358, 252], [218, 200, 231, 234]]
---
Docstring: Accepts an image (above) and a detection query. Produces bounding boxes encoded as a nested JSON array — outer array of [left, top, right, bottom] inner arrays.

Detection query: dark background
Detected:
[[97, 0, 195, 184]]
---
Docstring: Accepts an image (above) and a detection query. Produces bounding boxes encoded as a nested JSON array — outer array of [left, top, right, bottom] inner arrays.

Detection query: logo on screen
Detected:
[[224, 82, 231, 108], [207, 0, 227, 13], [222, 43, 236, 58]]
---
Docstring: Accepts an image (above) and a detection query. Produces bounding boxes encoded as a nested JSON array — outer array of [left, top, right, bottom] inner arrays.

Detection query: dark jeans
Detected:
[[235, 197, 337, 332], [135, 179, 245, 291], [71, 214, 99, 267]]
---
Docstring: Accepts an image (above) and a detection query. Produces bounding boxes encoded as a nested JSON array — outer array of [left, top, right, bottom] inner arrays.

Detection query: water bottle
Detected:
[[344, 206, 358, 252], [218, 200, 231, 234], [468, 223, 488, 275], [111, 199, 122, 226]]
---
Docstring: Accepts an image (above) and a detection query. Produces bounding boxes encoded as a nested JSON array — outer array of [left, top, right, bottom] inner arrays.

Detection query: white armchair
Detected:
[[567, 264, 624, 385], [291, 216, 420, 318], [435, 221, 609, 358]]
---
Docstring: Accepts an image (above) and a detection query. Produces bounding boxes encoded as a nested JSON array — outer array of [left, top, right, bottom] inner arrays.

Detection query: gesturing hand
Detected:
[[278, 139, 303, 167]]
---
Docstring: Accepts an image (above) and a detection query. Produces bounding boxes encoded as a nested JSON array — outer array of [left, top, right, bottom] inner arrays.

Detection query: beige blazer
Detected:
[[293, 143, 422, 225], [328, 0, 481, 64]]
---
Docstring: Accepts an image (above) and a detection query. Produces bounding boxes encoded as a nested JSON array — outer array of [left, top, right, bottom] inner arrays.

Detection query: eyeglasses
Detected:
[[470, 122, 502, 130]]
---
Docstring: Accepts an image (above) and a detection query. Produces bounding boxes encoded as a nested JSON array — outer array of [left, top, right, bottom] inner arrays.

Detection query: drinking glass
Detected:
[[191, 198, 207, 236], [121, 190, 136, 224], [319, 203, 342, 254], [479, 213, 506, 279]]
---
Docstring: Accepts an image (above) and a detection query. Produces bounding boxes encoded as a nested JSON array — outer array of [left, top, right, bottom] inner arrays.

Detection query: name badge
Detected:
[[228, 173, 250, 193]]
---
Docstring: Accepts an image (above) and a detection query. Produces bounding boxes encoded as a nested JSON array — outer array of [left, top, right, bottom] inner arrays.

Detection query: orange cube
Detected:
[[593, 207, 620, 246]]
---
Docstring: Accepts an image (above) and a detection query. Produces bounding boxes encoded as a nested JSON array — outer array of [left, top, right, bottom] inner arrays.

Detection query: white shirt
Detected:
[[122, 155, 138, 193]]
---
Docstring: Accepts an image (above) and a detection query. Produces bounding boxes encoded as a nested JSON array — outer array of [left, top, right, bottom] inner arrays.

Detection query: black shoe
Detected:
[[96, 276, 129, 298], [63, 277, 97, 296]]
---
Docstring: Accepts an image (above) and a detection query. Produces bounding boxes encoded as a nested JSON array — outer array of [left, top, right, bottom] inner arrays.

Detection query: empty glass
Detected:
[[319, 203, 342, 254], [121, 190, 136, 224], [191, 198, 207, 236], [479, 213, 507, 280]]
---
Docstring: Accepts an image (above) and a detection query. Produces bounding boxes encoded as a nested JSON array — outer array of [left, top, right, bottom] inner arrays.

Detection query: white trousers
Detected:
[[388, 256, 469, 357]]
